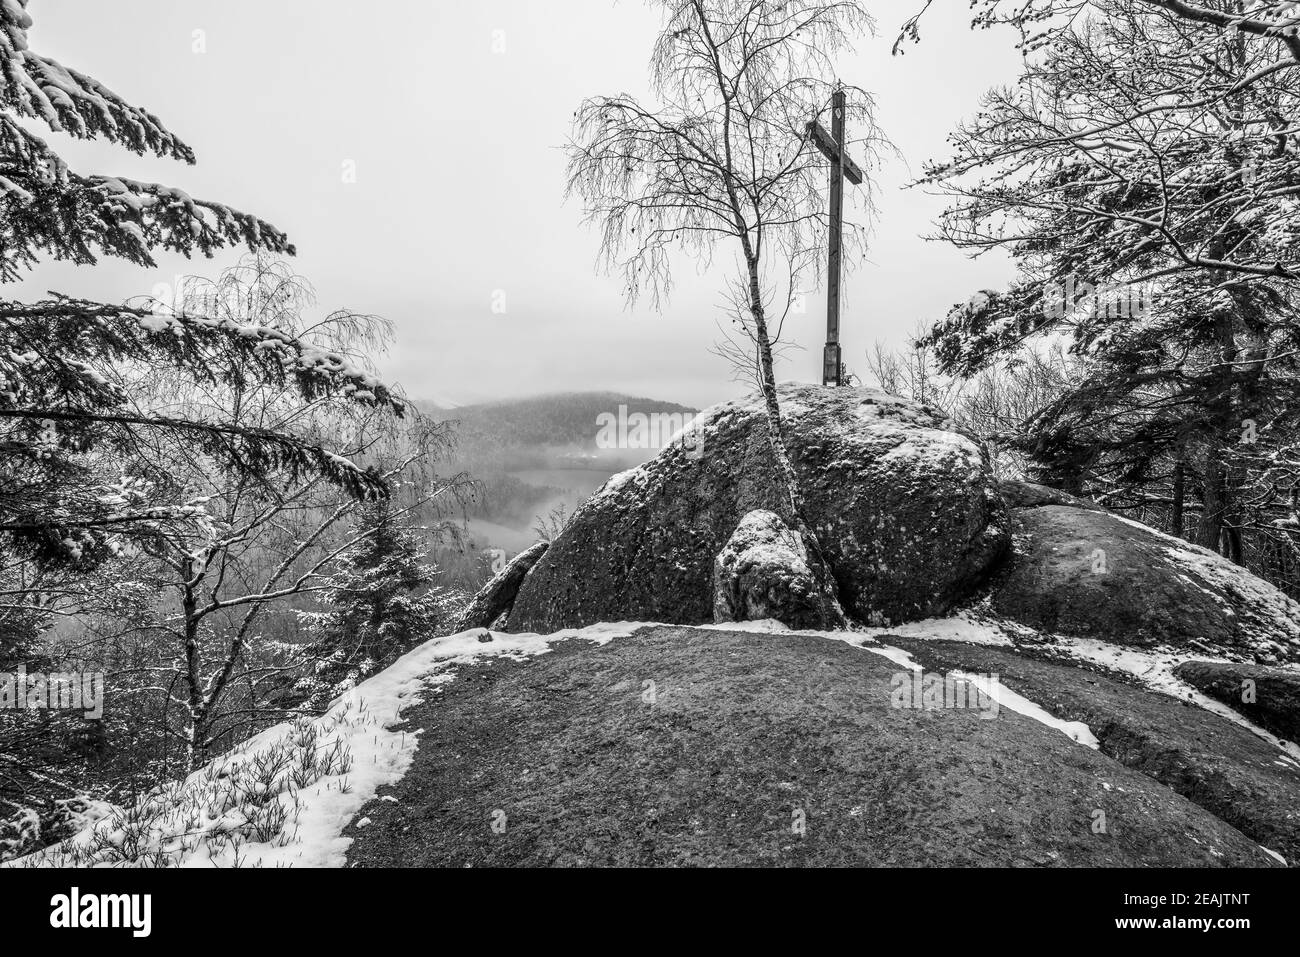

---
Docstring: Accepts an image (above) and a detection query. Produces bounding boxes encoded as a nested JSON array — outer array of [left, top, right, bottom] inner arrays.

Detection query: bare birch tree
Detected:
[[565, 0, 883, 615], [104, 259, 468, 768]]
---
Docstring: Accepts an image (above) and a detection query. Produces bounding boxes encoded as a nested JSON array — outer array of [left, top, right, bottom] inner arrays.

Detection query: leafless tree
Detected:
[[863, 328, 963, 414], [94, 258, 469, 768], [899, 0, 1300, 64], [566, 0, 884, 607], [865, 333, 1081, 477]]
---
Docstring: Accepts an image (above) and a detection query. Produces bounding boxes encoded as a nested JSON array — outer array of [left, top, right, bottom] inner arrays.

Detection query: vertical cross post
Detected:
[[807, 90, 862, 388], [824, 89, 847, 387]]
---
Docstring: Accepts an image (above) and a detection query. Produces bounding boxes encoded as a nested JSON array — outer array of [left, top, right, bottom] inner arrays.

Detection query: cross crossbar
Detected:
[[805, 121, 864, 185]]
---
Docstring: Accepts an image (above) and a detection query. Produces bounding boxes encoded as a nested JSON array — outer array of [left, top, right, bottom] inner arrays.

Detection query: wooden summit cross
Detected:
[[806, 89, 863, 387]]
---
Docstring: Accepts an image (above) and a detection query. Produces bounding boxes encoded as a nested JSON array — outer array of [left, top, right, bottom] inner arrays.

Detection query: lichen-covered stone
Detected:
[[1173, 660, 1300, 741], [508, 383, 1010, 632], [992, 504, 1300, 663], [712, 510, 837, 629]]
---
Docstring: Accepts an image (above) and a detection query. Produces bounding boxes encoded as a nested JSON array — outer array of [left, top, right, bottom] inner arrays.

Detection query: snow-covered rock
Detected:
[[993, 499, 1300, 663], [338, 621, 1292, 868], [713, 509, 838, 629], [509, 383, 1010, 632], [4, 623, 641, 869]]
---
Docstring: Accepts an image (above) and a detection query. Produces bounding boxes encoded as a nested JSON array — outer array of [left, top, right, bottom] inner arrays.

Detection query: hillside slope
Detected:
[[419, 391, 698, 452], [417, 391, 702, 591]]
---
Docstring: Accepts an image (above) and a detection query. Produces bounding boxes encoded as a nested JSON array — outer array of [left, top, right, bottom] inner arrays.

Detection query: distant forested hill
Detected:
[[415, 392, 699, 592], [417, 392, 698, 451]]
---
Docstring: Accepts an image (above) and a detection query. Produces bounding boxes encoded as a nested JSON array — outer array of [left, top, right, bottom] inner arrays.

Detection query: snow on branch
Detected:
[[0, 292, 408, 567], [0, 295, 407, 416], [0, 0, 194, 160], [0, 129, 296, 281]]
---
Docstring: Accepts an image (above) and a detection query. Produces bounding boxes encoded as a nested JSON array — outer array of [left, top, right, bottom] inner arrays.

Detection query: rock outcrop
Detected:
[[31, 617, 1299, 868], [501, 382, 1300, 664], [27, 382, 1300, 871], [1173, 661, 1300, 743], [344, 625, 1287, 868], [893, 638, 1300, 864], [452, 541, 549, 633], [509, 384, 1010, 633], [991, 495, 1300, 663], [712, 510, 839, 629]]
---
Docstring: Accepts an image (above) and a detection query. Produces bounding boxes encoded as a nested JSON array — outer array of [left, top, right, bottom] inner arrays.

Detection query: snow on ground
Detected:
[[844, 610, 1299, 764], [1112, 515, 1300, 659], [950, 668, 1101, 748], [715, 612, 1294, 757], [862, 613, 1019, 647], [699, 618, 792, 633], [745, 605, 1298, 763], [851, 609, 1298, 763], [822, 629, 1100, 749], [12, 612, 1297, 868], [7, 623, 648, 870], [1054, 635, 1300, 765], [711, 615, 1096, 747], [705, 611, 1020, 647]]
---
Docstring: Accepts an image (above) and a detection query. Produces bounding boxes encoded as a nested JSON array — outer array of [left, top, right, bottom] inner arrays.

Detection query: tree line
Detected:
[[888, 0, 1300, 596], [0, 2, 470, 859]]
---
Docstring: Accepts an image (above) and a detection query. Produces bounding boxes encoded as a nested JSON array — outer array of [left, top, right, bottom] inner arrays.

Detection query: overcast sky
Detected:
[[14, 0, 1026, 409]]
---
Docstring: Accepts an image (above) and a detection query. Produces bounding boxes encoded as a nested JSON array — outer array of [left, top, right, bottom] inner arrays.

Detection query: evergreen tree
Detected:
[[900, 0, 1300, 65], [0, 1, 399, 571], [291, 503, 459, 712], [920, 0, 1300, 566], [0, 587, 43, 668]]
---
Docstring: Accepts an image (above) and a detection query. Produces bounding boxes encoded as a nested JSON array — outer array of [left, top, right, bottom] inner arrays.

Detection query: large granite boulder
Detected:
[[991, 490, 1300, 663], [346, 626, 1285, 868], [508, 384, 1010, 633]]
